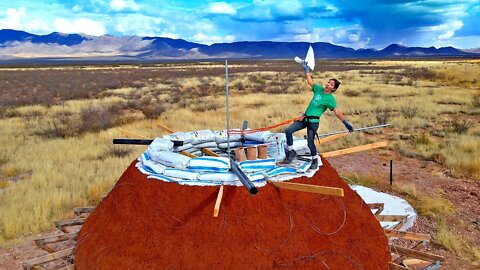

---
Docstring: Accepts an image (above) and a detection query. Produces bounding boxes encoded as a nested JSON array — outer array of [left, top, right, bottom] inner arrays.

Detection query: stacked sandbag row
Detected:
[[135, 129, 315, 186]]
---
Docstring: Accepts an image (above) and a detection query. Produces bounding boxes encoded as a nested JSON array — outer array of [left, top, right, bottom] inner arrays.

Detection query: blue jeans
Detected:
[[285, 120, 319, 156]]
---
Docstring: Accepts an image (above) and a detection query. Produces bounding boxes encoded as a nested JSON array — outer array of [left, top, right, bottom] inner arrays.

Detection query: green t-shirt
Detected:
[[304, 84, 337, 123]]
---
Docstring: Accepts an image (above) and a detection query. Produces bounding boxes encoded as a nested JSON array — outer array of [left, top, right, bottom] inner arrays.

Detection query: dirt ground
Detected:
[[1, 149, 478, 269]]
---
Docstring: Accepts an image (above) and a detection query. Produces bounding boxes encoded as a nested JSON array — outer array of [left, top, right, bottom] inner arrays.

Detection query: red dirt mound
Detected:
[[75, 157, 390, 269]]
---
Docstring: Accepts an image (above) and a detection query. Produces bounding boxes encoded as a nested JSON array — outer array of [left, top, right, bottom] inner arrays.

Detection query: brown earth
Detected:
[[74, 157, 390, 269], [1, 151, 478, 269]]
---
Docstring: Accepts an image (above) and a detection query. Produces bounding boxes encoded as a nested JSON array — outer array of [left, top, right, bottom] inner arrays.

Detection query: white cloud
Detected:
[[418, 20, 464, 41], [0, 7, 27, 30], [208, 2, 236, 15], [191, 33, 235, 45], [114, 14, 164, 36], [110, 0, 139, 12], [54, 18, 106, 36]]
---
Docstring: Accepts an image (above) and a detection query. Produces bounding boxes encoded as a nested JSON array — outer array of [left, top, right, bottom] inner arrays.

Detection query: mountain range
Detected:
[[0, 29, 478, 61]]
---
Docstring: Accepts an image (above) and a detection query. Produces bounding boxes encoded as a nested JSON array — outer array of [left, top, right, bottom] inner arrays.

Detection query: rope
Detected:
[[227, 115, 305, 135]]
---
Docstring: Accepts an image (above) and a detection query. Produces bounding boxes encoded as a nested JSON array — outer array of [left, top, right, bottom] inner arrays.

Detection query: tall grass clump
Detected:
[[435, 218, 480, 264], [394, 183, 455, 217], [472, 92, 480, 108], [400, 104, 418, 119]]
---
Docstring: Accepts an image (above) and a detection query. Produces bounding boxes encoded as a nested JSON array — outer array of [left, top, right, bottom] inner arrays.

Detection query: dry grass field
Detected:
[[0, 59, 479, 266]]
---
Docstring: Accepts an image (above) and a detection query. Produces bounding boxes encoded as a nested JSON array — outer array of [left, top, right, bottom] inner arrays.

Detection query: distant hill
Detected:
[[0, 29, 477, 61]]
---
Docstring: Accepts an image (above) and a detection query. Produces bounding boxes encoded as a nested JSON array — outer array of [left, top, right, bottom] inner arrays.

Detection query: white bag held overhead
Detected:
[[188, 156, 231, 172], [151, 151, 191, 169]]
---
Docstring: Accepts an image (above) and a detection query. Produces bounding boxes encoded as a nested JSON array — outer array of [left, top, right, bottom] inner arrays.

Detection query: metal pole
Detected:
[[390, 160, 393, 185], [317, 124, 393, 138], [226, 60, 231, 156]]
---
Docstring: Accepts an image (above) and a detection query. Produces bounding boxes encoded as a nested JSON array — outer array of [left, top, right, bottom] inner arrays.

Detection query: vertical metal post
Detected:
[[225, 60, 231, 156], [390, 160, 393, 185]]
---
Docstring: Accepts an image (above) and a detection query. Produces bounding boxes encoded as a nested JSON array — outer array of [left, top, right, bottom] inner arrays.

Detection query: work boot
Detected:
[[309, 158, 319, 170], [284, 149, 297, 164]]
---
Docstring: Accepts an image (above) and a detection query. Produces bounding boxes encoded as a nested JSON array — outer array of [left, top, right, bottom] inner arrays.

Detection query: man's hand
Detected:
[[342, 119, 354, 132], [302, 62, 310, 74]]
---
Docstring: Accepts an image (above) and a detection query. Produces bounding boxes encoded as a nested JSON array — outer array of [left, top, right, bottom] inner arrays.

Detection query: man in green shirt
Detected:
[[284, 70, 353, 170]]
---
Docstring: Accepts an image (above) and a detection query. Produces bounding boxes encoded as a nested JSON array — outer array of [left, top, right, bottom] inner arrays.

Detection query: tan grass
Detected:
[[435, 218, 480, 264]]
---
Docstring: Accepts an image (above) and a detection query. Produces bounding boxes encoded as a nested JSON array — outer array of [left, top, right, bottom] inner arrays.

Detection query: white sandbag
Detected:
[[244, 131, 272, 142], [151, 151, 191, 169], [190, 129, 215, 145], [140, 152, 167, 174], [214, 129, 242, 143], [267, 142, 286, 161], [296, 161, 311, 173], [146, 138, 174, 161], [292, 139, 311, 156], [247, 172, 265, 182], [163, 131, 192, 144], [163, 168, 199, 180], [198, 172, 238, 182], [265, 166, 298, 177], [173, 142, 194, 152], [217, 141, 243, 149], [193, 141, 218, 149], [239, 158, 276, 172], [188, 156, 230, 172]]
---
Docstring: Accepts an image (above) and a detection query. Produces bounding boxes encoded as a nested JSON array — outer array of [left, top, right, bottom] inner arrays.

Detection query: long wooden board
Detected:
[[213, 185, 224, 218], [390, 245, 445, 262], [22, 248, 74, 269], [268, 181, 344, 197], [385, 229, 431, 242], [388, 262, 409, 270], [322, 141, 388, 158], [315, 133, 349, 145], [156, 122, 175, 133], [376, 215, 407, 223], [119, 128, 149, 139]]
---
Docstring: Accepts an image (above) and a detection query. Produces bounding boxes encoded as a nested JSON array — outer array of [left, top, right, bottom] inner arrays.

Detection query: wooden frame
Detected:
[[322, 141, 388, 158], [268, 181, 344, 197]]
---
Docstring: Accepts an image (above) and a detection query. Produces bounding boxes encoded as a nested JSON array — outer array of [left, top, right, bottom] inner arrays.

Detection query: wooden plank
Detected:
[[384, 229, 430, 242], [315, 133, 349, 145], [55, 218, 86, 229], [22, 248, 74, 269], [376, 215, 407, 223], [402, 259, 428, 267], [118, 128, 150, 139], [390, 245, 445, 262], [156, 122, 175, 133], [367, 203, 385, 215], [200, 148, 220, 157], [213, 185, 224, 218], [35, 232, 78, 244], [388, 262, 409, 270], [268, 181, 344, 197], [322, 141, 388, 158], [180, 151, 198, 158]]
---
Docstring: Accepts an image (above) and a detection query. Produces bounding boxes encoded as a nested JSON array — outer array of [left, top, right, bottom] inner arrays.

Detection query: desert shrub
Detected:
[[343, 88, 360, 97], [451, 120, 473, 134], [79, 106, 116, 133], [400, 104, 418, 119], [102, 145, 133, 159], [472, 92, 480, 108], [140, 103, 166, 119], [413, 133, 432, 145], [191, 99, 221, 112], [32, 111, 78, 138], [374, 108, 391, 125]]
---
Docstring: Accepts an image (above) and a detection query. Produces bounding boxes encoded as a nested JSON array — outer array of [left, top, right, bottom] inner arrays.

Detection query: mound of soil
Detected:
[[74, 157, 390, 269]]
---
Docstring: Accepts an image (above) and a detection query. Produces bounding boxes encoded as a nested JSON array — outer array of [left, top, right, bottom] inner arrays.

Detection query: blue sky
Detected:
[[1, 0, 479, 49]]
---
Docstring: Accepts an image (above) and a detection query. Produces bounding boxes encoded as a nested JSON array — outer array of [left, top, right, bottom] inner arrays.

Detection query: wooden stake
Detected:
[[201, 148, 220, 157], [180, 151, 198, 158], [390, 245, 445, 262], [376, 215, 407, 223], [213, 185, 224, 217], [22, 247, 74, 270], [118, 127, 150, 139], [156, 122, 176, 133], [384, 229, 430, 242], [315, 133, 349, 145], [268, 181, 344, 197], [322, 141, 388, 158]]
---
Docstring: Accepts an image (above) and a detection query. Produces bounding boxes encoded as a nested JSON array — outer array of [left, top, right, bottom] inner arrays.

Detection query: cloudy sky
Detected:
[[1, 0, 479, 49]]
